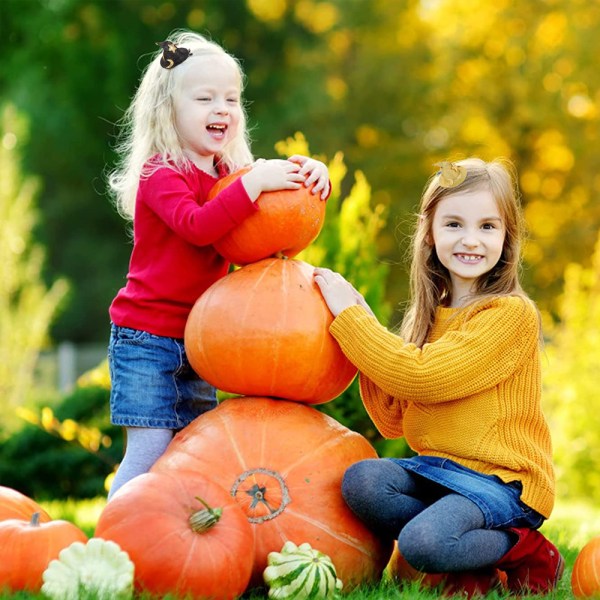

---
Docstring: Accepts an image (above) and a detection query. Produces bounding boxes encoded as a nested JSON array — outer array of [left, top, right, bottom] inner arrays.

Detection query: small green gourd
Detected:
[[42, 537, 134, 600], [263, 541, 343, 600]]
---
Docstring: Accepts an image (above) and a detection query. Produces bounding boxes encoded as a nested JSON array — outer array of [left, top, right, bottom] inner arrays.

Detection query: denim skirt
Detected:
[[388, 455, 544, 530], [108, 324, 217, 429]]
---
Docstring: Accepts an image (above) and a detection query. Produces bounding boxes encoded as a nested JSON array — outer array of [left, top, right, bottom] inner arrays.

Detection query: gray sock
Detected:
[[108, 427, 173, 500]]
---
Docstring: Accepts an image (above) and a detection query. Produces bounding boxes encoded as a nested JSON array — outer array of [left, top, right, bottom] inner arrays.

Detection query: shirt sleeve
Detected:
[[139, 168, 258, 246], [329, 297, 539, 405]]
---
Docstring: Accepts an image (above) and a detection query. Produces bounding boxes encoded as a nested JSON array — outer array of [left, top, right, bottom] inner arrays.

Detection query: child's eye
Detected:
[[446, 221, 460, 228], [482, 223, 496, 230], [227, 97, 239, 104], [196, 96, 211, 102]]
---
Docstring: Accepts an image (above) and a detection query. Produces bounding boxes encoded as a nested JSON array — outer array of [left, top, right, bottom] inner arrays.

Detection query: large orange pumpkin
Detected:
[[0, 486, 51, 522], [209, 168, 326, 265], [184, 257, 357, 404], [572, 536, 600, 598], [151, 396, 392, 589], [95, 470, 253, 600], [0, 513, 87, 592]]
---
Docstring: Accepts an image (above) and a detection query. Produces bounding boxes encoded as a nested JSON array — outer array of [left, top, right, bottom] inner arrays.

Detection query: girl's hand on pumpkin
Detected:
[[287, 155, 330, 200], [242, 159, 305, 201], [314, 267, 375, 318]]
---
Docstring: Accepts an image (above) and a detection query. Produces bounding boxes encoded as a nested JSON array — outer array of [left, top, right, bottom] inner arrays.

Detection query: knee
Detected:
[[341, 459, 381, 508], [398, 520, 445, 573]]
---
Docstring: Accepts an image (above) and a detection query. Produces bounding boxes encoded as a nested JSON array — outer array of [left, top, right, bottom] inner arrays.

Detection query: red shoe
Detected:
[[496, 528, 564, 594], [441, 568, 504, 598]]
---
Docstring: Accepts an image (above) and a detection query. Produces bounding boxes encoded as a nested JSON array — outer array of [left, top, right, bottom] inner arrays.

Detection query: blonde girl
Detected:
[[314, 158, 562, 596], [108, 30, 329, 499]]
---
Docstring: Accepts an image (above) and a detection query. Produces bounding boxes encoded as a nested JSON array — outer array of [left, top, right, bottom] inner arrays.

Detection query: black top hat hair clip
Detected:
[[156, 41, 192, 69]]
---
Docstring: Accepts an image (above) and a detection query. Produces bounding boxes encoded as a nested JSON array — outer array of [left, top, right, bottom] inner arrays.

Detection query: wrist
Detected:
[[240, 172, 262, 202]]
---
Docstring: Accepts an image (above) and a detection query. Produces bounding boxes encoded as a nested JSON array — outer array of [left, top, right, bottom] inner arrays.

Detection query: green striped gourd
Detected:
[[263, 541, 343, 599]]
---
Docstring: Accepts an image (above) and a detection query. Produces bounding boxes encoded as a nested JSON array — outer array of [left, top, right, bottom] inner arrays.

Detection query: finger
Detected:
[[287, 155, 306, 165]]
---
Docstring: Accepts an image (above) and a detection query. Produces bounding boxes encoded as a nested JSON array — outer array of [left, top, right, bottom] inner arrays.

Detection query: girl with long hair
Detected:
[[314, 158, 562, 596]]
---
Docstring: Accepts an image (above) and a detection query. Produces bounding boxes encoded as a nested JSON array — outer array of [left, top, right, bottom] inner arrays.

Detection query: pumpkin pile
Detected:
[[185, 169, 358, 405], [100, 171, 392, 600]]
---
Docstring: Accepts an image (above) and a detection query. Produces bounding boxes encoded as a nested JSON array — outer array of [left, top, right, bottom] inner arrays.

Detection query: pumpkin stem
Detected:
[[189, 496, 222, 533], [30, 512, 41, 527], [274, 251, 288, 260]]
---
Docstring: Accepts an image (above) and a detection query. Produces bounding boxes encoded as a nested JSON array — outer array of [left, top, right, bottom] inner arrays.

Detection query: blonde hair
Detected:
[[400, 157, 529, 347], [108, 30, 253, 220]]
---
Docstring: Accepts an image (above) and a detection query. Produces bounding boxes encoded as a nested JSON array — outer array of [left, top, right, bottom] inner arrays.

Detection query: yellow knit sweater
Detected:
[[330, 295, 555, 519]]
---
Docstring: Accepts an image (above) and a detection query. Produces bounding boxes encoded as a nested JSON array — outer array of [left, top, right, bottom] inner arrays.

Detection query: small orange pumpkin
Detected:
[[0, 513, 88, 592], [184, 257, 357, 404], [572, 536, 600, 598], [0, 485, 52, 522], [95, 470, 253, 600], [208, 168, 326, 265], [152, 396, 392, 589]]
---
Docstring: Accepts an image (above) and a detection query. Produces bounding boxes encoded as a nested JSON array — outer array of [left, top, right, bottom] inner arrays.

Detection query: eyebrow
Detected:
[[441, 214, 503, 222]]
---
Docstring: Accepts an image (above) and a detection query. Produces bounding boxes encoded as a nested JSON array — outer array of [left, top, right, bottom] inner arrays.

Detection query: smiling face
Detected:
[[172, 53, 242, 174], [431, 187, 506, 306]]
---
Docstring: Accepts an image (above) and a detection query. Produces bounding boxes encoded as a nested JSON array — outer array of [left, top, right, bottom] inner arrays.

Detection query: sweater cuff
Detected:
[[218, 177, 259, 224], [330, 304, 373, 339]]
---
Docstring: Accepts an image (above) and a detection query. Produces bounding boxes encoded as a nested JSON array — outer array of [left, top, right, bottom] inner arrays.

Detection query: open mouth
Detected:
[[455, 253, 483, 263], [207, 124, 227, 138]]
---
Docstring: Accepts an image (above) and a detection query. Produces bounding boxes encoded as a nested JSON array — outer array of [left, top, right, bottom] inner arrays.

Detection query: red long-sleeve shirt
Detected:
[[109, 161, 257, 338]]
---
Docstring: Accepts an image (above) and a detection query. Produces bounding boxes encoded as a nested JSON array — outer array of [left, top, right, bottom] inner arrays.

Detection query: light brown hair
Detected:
[[400, 157, 529, 347]]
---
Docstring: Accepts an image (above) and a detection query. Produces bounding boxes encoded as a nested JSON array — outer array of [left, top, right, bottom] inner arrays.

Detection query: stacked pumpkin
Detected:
[[95, 169, 392, 598]]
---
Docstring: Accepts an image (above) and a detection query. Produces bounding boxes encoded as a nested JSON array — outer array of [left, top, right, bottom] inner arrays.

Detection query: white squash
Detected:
[[42, 537, 134, 600], [264, 541, 343, 599]]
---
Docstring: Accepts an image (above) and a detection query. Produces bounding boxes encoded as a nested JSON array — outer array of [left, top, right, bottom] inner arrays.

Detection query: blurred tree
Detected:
[[543, 230, 600, 502], [1, 0, 600, 346], [0, 104, 68, 434], [418, 0, 600, 318]]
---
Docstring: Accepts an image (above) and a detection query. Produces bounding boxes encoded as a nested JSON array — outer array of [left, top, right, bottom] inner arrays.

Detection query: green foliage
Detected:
[[543, 231, 600, 503], [274, 133, 410, 457], [0, 105, 68, 434], [2, 0, 599, 344], [0, 384, 121, 500]]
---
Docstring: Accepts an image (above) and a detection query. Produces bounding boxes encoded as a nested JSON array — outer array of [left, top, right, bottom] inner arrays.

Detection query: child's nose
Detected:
[[461, 232, 480, 247], [214, 100, 229, 114]]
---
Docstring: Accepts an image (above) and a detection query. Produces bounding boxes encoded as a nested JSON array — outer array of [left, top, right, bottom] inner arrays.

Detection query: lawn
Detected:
[[1, 497, 595, 599]]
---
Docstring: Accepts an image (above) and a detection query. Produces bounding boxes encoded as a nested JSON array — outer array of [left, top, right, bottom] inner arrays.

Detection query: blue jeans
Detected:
[[342, 458, 544, 572], [108, 324, 217, 429]]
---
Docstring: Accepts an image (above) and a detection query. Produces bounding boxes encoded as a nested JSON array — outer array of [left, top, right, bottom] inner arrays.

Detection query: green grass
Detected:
[[2, 498, 597, 599]]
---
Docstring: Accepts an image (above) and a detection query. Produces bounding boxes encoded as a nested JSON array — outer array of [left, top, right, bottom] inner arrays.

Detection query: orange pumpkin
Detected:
[[95, 470, 253, 600], [184, 257, 357, 404], [572, 536, 600, 598], [208, 168, 326, 265], [0, 486, 51, 522], [151, 396, 392, 589], [0, 513, 87, 592]]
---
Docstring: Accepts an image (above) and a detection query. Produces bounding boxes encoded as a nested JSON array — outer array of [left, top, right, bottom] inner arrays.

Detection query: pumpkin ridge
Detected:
[[266, 259, 287, 395], [280, 262, 325, 400], [280, 429, 359, 478], [281, 506, 380, 558], [217, 409, 251, 473]]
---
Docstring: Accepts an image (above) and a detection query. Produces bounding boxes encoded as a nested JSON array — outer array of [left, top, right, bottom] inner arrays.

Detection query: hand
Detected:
[[287, 155, 330, 200], [313, 267, 375, 318], [241, 159, 305, 201]]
